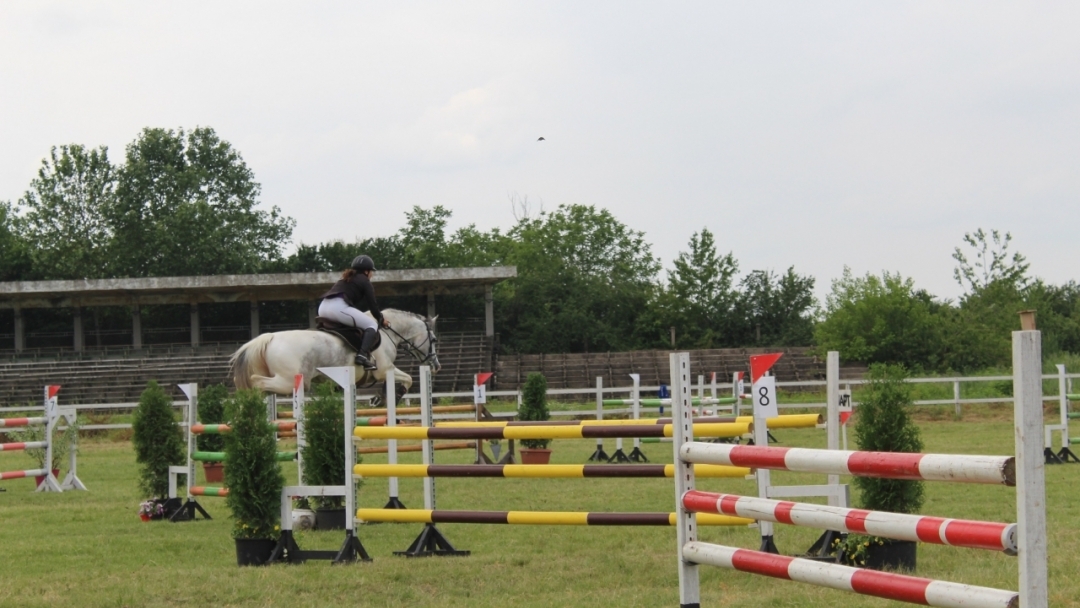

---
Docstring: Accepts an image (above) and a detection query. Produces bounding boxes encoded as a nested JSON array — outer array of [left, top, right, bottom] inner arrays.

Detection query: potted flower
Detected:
[[837, 363, 924, 571], [196, 384, 229, 483], [299, 382, 354, 530], [224, 389, 284, 566], [10, 411, 80, 487], [132, 381, 186, 519], [138, 499, 166, 522], [518, 373, 552, 464]]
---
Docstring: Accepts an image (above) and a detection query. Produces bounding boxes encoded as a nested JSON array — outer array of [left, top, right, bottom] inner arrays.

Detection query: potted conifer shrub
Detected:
[[299, 382, 352, 530], [838, 363, 924, 571], [197, 384, 228, 483], [132, 381, 186, 519], [224, 388, 285, 566], [518, 373, 552, 464]]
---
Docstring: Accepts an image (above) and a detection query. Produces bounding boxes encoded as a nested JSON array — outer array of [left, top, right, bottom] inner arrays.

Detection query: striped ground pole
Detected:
[[193, 451, 297, 462], [356, 441, 477, 455], [683, 490, 1018, 553], [356, 404, 476, 417], [681, 443, 1015, 486], [354, 464, 751, 479], [0, 441, 49, 452], [681, 542, 1018, 608], [357, 509, 753, 527], [192, 421, 296, 434], [0, 417, 47, 428], [190, 486, 229, 497], [354, 422, 750, 441], [435, 417, 736, 428], [0, 468, 48, 480]]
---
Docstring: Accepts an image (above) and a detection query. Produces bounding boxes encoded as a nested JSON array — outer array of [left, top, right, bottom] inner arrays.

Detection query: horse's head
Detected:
[[383, 309, 441, 373]]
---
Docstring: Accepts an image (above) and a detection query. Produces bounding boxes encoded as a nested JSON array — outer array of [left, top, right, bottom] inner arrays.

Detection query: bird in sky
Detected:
[[537, 137, 545, 141]]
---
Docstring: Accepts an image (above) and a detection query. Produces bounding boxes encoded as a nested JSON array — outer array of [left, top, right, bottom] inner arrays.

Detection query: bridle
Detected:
[[383, 323, 439, 366]]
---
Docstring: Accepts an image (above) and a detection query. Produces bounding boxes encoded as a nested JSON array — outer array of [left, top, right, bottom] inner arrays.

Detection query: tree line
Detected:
[[2, 128, 1078, 371]]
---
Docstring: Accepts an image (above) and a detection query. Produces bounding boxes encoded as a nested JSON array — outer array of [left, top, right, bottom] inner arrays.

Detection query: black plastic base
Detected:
[[587, 447, 611, 462], [627, 447, 649, 462], [759, 534, 779, 554], [805, 529, 845, 559], [269, 529, 373, 564], [169, 499, 211, 522], [395, 523, 470, 557], [382, 496, 408, 510], [1053, 446, 1080, 463], [607, 449, 632, 463]]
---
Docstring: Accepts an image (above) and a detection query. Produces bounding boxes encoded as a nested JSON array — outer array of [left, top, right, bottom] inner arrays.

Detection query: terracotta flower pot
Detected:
[[202, 462, 225, 483], [519, 448, 552, 465], [34, 468, 60, 487], [140, 513, 151, 522]]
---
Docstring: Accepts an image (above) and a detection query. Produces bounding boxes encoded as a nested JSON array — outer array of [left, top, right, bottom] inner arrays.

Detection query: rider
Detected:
[[318, 255, 389, 370]]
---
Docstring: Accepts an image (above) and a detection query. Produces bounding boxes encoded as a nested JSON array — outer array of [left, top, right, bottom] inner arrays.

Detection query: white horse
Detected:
[[230, 308, 440, 395]]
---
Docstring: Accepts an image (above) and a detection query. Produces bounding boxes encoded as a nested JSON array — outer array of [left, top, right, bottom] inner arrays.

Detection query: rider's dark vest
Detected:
[[320, 274, 384, 324]]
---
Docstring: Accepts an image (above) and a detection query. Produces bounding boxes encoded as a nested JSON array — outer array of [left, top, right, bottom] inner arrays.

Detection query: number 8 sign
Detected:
[[749, 353, 783, 420]]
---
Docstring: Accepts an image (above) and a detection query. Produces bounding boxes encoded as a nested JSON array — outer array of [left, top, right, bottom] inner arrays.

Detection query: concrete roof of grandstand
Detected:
[[0, 266, 517, 309]]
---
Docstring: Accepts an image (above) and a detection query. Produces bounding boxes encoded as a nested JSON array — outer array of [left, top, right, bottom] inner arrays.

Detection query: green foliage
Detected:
[[519, 373, 550, 449], [735, 267, 817, 346], [0, 202, 31, 281], [108, 126, 294, 277], [224, 389, 284, 539], [853, 364, 924, 514], [952, 228, 1030, 295], [132, 381, 185, 499], [9, 411, 82, 471], [196, 384, 229, 454], [814, 268, 944, 371], [299, 382, 349, 508]]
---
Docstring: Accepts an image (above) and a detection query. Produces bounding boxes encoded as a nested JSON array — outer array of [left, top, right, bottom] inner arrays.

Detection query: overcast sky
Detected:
[[2, 2, 1077, 302]]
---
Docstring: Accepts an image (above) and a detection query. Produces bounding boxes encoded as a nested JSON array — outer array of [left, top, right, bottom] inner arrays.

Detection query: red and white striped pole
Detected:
[[0, 468, 49, 480], [682, 490, 1018, 553], [0, 441, 49, 452], [682, 542, 1018, 608], [681, 443, 1015, 486], [0, 417, 48, 428]]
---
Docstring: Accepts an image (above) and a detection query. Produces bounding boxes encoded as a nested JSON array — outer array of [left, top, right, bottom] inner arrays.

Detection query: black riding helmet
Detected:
[[351, 255, 376, 272]]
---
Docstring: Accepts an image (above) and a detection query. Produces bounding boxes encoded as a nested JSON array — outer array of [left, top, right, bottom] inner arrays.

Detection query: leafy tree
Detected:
[[650, 228, 739, 348], [952, 228, 1029, 295], [16, 145, 115, 280], [518, 373, 550, 449], [224, 389, 284, 539], [735, 267, 817, 346], [108, 127, 294, 277], [0, 202, 31, 281], [499, 204, 660, 353], [132, 381, 185, 498], [814, 268, 943, 370]]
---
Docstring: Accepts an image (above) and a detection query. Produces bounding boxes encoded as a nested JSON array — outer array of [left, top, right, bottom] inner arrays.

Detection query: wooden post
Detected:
[[132, 304, 142, 349], [308, 300, 317, 329], [72, 307, 84, 352], [190, 303, 200, 347], [13, 306, 24, 353], [1012, 318, 1048, 606], [427, 293, 436, 319], [250, 300, 260, 338]]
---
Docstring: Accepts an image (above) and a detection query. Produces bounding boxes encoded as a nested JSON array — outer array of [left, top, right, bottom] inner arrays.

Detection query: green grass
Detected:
[[0, 421, 1077, 607]]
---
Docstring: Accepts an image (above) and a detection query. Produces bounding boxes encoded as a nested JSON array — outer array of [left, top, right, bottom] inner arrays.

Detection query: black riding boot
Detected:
[[354, 328, 379, 370]]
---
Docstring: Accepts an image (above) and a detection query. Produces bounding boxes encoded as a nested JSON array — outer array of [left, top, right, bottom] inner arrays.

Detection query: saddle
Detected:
[[315, 317, 381, 353]]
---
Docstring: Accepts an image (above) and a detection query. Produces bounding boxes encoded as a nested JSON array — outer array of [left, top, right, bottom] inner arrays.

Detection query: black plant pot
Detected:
[[161, 497, 185, 521], [315, 507, 347, 530], [864, 539, 917, 572], [235, 538, 277, 566]]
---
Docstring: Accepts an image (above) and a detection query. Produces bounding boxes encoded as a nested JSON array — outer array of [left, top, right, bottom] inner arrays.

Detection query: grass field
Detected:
[[0, 419, 1077, 607]]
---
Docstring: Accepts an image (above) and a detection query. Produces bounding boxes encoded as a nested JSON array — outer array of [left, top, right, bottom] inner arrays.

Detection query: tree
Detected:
[[952, 228, 1030, 296], [108, 127, 294, 277], [132, 381, 186, 499], [736, 267, 817, 346], [16, 145, 115, 280], [814, 268, 943, 370], [0, 202, 31, 281], [499, 204, 660, 353], [853, 364, 924, 514], [652, 228, 740, 348]]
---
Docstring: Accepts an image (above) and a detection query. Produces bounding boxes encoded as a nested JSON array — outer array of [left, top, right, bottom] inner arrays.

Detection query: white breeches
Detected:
[[318, 296, 377, 331]]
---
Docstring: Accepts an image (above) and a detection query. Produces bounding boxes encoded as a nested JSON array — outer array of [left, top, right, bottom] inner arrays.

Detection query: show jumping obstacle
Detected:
[[0, 385, 86, 492], [673, 320, 1050, 607], [1044, 363, 1079, 464], [168, 381, 302, 522]]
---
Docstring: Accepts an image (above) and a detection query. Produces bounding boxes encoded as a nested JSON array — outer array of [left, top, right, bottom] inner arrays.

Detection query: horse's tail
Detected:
[[229, 333, 274, 390]]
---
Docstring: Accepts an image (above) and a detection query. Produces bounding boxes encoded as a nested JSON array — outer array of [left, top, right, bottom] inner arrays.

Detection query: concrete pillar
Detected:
[[13, 307, 24, 353], [190, 303, 200, 347], [250, 300, 260, 338], [427, 293, 436, 319], [132, 304, 142, 349], [484, 285, 494, 338], [73, 307, 84, 352], [308, 300, 317, 329]]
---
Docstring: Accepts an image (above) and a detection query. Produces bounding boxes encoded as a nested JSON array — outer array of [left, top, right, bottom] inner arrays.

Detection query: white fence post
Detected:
[[1012, 323, 1049, 607]]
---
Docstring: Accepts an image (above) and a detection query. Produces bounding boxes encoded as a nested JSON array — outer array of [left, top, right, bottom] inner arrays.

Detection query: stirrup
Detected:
[[355, 353, 377, 371]]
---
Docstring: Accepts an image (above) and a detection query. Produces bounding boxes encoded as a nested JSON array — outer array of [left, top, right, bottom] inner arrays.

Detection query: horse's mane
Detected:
[[382, 308, 426, 321]]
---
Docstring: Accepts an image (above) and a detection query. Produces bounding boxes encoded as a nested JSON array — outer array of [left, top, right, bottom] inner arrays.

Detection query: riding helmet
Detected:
[[351, 255, 376, 272]]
